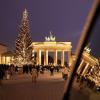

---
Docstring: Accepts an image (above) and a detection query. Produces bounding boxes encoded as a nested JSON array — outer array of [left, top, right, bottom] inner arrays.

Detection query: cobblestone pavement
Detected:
[[0, 71, 99, 100]]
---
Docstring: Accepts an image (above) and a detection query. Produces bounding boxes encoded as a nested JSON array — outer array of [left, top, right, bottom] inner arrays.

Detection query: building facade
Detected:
[[0, 43, 8, 64], [77, 48, 99, 76], [0, 43, 13, 65], [32, 32, 72, 66]]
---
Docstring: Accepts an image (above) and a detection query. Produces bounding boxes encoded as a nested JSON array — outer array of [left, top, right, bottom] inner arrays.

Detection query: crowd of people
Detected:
[[0, 64, 99, 92], [0, 64, 65, 84], [75, 73, 100, 92], [22, 64, 63, 75]]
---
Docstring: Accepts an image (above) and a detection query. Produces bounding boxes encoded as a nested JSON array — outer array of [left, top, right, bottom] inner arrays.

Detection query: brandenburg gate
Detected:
[[32, 32, 72, 66]]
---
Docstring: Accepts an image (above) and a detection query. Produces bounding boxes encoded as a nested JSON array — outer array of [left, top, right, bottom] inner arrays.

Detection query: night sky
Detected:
[[0, 0, 99, 57]]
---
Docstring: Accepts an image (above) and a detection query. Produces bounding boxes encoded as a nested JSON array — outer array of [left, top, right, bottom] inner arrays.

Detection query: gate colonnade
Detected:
[[77, 51, 98, 76], [32, 41, 72, 66]]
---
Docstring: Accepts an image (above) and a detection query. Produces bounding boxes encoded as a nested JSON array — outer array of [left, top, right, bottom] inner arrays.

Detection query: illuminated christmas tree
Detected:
[[14, 9, 32, 66]]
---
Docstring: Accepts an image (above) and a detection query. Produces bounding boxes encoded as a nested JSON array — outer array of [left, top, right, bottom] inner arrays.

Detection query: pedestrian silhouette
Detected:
[[31, 69, 37, 83]]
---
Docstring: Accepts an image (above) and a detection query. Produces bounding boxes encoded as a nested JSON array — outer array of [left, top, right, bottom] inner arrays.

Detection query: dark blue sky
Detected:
[[89, 11, 100, 57], [1, 0, 98, 55]]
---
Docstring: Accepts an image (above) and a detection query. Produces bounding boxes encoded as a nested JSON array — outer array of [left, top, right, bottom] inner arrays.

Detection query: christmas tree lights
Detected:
[[14, 9, 33, 66]]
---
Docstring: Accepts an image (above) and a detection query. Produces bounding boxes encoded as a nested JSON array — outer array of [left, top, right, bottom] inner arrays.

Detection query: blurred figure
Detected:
[[6, 69, 11, 80], [0, 70, 3, 85], [62, 67, 68, 80], [31, 69, 38, 83], [50, 65, 54, 76]]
